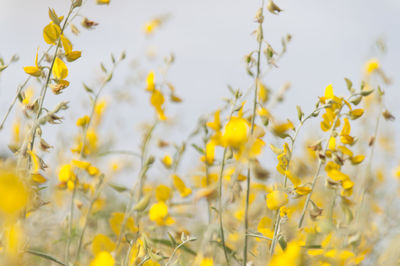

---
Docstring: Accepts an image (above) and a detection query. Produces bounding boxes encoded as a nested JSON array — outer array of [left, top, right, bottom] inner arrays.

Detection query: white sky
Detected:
[[0, 0, 399, 170]]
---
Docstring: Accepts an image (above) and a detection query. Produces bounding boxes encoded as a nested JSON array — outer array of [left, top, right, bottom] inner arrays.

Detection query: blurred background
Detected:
[[0, 0, 399, 172]]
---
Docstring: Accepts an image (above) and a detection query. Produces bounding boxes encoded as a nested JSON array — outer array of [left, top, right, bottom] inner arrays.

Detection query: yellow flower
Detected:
[[340, 118, 354, 145], [23, 48, 42, 77], [272, 120, 294, 137], [92, 234, 116, 255], [350, 154, 365, 165], [143, 19, 161, 34], [0, 169, 29, 216], [58, 164, 75, 183], [156, 185, 172, 202], [200, 257, 214, 266], [43, 23, 61, 45], [76, 115, 90, 127], [349, 109, 364, 120], [222, 117, 248, 148], [172, 174, 192, 198], [269, 240, 302, 266], [207, 110, 221, 132], [149, 201, 174, 226], [266, 190, 288, 210], [52, 57, 68, 80], [90, 251, 115, 266], [109, 212, 138, 236], [161, 155, 173, 168], [146, 71, 155, 92], [203, 140, 216, 164], [60, 35, 81, 62], [150, 89, 167, 120], [97, 0, 110, 5], [257, 216, 274, 239], [365, 58, 379, 74]]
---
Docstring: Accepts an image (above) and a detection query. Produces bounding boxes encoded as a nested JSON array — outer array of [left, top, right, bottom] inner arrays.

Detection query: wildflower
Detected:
[[146, 71, 155, 92], [172, 174, 192, 197], [150, 89, 167, 120], [365, 59, 379, 74], [222, 117, 248, 148], [60, 35, 81, 62], [92, 234, 116, 255], [23, 49, 42, 77], [272, 120, 294, 137], [76, 115, 90, 127], [143, 19, 161, 34], [340, 118, 354, 145], [0, 169, 29, 216], [257, 216, 274, 238], [43, 23, 61, 45], [269, 240, 302, 265], [52, 57, 68, 80], [109, 212, 138, 236], [266, 190, 288, 210], [155, 185, 172, 202], [90, 251, 115, 266], [200, 257, 214, 266], [161, 155, 173, 168], [97, 0, 110, 5], [149, 201, 174, 226]]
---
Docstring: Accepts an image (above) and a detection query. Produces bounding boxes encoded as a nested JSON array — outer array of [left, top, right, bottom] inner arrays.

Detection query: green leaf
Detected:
[[108, 183, 128, 193], [344, 77, 352, 91], [191, 144, 205, 155]]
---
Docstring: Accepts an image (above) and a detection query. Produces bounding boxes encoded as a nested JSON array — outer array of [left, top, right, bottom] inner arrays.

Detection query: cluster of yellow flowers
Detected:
[[0, 0, 398, 265]]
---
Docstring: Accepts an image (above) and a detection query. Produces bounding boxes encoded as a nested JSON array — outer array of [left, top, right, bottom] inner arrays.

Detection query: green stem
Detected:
[[218, 148, 230, 266], [243, 1, 264, 264], [298, 104, 344, 228]]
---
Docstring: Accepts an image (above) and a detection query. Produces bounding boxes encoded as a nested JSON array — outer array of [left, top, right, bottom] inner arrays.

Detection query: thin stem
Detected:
[[75, 174, 105, 262], [246, 233, 273, 241], [165, 238, 196, 266], [66, 58, 121, 262], [115, 122, 157, 250], [243, 1, 264, 264], [218, 147, 230, 266], [269, 105, 326, 254], [355, 98, 382, 223], [298, 104, 345, 228]]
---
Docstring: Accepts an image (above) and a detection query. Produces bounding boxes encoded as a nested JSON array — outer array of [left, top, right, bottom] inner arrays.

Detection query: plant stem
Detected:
[[243, 1, 264, 264], [298, 104, 344, 228], [218, 147, 230, 266], [75, 174, 105, 262]]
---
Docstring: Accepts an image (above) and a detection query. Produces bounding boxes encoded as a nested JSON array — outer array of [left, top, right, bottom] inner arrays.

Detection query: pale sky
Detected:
[[0, 0, 399, 167]]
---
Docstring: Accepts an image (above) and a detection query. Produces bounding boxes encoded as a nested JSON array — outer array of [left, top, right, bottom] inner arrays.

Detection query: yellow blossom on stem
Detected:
[[0, 169, 29, 216], [23, 48, 42, 77], [149, 201, 174, 226], [92, 234, 116, 255], [161, 155, 173, 168], [200, 257, 214, 266], [155, 185, 172, 202], [172, 174, 192, 197], [52, 57, 68, 80], [90, 251, 115, 266], [365, 59, 379, 74], [43, 23, 61, 45], [222, 116, 248, 148], [109, 212, 138, 236], [266, 190, 288, 210], [150, 89, 166, 120]]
